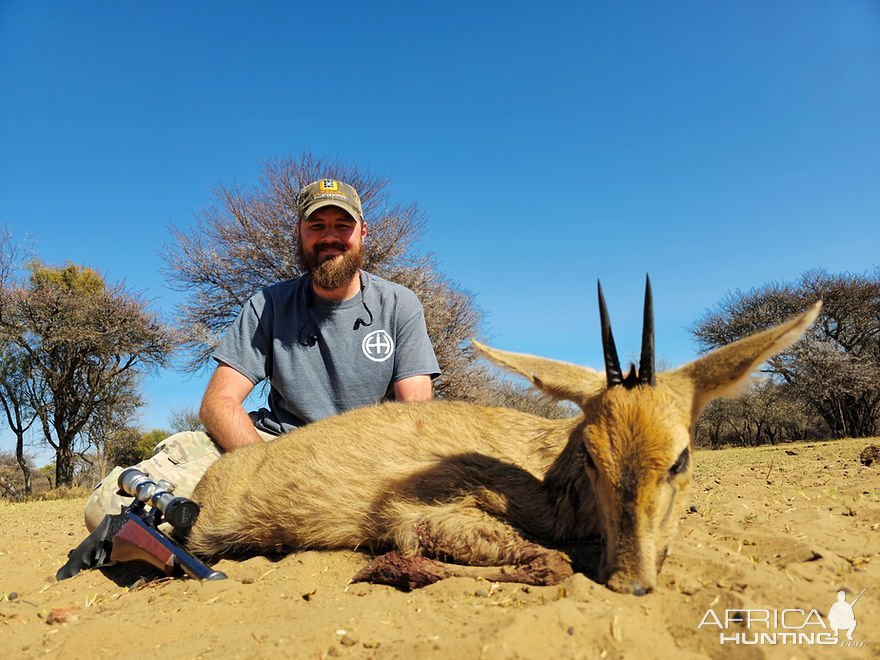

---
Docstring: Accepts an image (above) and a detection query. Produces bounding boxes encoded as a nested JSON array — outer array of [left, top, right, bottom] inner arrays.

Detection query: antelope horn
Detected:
[[638, 274, 655, 386], [598, 280, 623, 387]]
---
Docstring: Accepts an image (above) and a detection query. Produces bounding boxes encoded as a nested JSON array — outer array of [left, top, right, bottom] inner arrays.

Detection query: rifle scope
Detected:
[[118, 468, 200, 530]]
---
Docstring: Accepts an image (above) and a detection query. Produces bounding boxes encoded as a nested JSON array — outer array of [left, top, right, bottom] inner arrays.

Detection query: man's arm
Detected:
[[393, 375, 433, 402], [199, 363, 263, 450]]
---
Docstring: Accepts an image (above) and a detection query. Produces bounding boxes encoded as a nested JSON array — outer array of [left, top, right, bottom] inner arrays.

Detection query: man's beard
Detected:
[[298, 240, 365, 291]]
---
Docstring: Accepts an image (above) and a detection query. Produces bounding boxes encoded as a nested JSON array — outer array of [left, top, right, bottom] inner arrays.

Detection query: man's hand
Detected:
[[393, 375, 433, 402], [199, 364, 262, 450]]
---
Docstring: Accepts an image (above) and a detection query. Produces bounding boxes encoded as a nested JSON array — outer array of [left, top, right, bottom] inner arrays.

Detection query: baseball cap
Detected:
[[298, 179, 364, 222]]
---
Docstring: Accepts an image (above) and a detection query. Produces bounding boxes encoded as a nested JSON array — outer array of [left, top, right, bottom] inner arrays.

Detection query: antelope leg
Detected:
[[352, 550, 572, 589]]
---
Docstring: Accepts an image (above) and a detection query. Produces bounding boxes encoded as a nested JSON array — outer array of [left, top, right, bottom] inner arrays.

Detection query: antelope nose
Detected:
[[631, 583, 653, 597], [606, 572, 654, 595]]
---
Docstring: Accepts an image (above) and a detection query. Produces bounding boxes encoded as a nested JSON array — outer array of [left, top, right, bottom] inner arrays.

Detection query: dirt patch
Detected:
[[1, 438, 877, 658]]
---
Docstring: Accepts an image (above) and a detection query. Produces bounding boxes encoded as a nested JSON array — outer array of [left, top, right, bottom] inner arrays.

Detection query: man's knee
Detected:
[[83, 466, 127, 532], [83, 431, 221, 532]]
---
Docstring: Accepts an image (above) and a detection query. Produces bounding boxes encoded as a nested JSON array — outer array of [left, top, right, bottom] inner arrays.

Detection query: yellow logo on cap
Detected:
[[319, 180, 339, 192]]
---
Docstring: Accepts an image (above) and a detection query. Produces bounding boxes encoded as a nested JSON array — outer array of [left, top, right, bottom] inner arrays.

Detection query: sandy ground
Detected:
[[1, 437, 878, 659]]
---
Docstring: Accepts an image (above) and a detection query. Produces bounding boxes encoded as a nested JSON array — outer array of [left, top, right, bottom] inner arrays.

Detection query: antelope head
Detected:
[[474, 277, 821, 594]]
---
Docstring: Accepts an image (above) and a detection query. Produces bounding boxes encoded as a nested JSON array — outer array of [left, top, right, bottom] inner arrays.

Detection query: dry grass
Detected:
[[28, 485, 91, 501]]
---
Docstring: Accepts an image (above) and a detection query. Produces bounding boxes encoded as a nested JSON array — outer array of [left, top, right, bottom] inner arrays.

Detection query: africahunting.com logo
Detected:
[[698, 588, 868, 647]]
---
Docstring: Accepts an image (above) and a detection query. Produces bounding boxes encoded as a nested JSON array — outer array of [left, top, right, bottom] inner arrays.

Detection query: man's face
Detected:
[[297, 206, 366, 290]]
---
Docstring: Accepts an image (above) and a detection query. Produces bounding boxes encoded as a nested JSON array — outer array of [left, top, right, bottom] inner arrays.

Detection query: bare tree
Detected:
[[693, 269, 880, 438], [786, 338, 879, 438], [0, 253, 180, 486], [469, 379, 575, 419], [0, 450, 34, 499], [169, 407, 205, 432], [695, 379, 822, 448], [80, 388, 143, 481], [0, 343, 39, 494], [0, 232, 39, 493], [164, 153, 489, 399]]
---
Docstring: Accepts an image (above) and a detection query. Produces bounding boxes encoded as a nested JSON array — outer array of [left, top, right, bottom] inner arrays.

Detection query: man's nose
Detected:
[[316, 227, 339, 243]]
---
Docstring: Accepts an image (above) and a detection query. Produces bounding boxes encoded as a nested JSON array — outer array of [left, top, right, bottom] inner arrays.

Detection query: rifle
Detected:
[[851, 587, 867, 608], [57, 467, 226, 581]]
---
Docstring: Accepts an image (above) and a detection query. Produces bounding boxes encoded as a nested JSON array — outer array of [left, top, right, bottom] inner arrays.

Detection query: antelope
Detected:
[[186, 279, 820, 594]]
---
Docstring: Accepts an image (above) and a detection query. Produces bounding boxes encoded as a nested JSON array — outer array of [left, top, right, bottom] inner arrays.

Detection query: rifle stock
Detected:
[[110, 518, 176, 574], [113, 513, 226, 580]]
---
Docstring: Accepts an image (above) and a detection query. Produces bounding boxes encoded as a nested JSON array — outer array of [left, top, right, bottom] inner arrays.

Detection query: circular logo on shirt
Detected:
[[362, 330, 395, 362]]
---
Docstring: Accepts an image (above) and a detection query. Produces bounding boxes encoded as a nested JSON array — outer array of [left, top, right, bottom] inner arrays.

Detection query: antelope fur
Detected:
[[187, 298, 821, 593]]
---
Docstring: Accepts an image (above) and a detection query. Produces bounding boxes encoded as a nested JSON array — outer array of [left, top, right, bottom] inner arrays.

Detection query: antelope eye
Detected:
[[669, 448, 689, 476], [585, 450, 596, 470]]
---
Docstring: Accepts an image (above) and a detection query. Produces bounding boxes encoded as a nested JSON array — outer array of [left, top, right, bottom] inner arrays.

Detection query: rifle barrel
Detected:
[[851, 587, 867, 607]]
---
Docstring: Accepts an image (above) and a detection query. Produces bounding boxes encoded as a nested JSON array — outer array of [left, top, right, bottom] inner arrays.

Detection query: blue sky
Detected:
[[1, 1, 878, 461]]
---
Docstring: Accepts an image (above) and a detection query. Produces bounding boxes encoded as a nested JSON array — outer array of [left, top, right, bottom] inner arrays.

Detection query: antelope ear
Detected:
[[472, 339, 606, 406], [675, 301, 821, 414]]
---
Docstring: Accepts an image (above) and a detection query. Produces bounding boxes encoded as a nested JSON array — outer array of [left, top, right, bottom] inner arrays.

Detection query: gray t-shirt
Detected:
[[213, 271, 440, 435]]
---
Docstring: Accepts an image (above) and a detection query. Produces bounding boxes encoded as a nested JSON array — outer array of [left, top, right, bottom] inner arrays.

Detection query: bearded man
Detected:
[[83, 179, 440, 531]]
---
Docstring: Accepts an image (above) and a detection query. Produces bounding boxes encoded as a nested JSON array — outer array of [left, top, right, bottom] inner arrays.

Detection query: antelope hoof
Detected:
[[508, 548, 573, 586]]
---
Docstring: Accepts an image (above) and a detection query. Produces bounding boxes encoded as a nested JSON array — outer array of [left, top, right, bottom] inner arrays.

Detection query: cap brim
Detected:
[[301, 200, 363, 222]]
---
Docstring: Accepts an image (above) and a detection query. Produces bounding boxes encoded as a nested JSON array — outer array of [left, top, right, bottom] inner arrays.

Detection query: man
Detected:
[[83, 179, 440, 531], [829, 590, 860, 641]]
